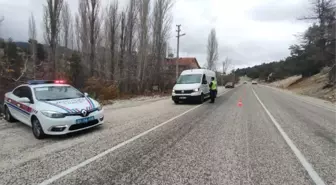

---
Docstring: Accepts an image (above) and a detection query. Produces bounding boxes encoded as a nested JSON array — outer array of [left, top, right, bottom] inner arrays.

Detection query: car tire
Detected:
[[174, 100, 179, 104], [4, 106, 16, 122], [199, 94, 204, 104], [32, 118, 46, 139]]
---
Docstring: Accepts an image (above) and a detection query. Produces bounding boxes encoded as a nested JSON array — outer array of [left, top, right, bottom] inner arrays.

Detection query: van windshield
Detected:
[[176, 74, 202, 84]]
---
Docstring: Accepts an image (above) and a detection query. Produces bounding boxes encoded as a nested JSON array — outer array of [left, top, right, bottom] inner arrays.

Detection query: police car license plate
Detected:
[[76, 116, 95, 124], [179, 97, 187, 99]]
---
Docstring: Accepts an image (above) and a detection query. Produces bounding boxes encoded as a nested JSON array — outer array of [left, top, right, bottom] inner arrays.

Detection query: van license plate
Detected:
[[76, 116, 94, 124], [179, 97, 187, 99]]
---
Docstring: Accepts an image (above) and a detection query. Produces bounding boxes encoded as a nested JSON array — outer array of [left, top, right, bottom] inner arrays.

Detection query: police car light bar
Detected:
[[55, 80, 65, 84], [27, 80, 66, 85]]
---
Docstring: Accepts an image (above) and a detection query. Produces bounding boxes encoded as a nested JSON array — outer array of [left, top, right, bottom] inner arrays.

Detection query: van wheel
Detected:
[[4, 106, 15, 122], [174, 100, 179, 104], [32, 118, 46, 139], [199, 94, 204, 104]]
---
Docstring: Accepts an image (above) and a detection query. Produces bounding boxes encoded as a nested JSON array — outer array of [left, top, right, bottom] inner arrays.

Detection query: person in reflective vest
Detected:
[[209, 77, 217, 103]]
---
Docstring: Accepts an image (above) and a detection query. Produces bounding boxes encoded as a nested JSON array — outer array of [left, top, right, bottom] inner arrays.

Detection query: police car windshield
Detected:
[[176, 74, 202, 84], [34, 86, 84, 101]]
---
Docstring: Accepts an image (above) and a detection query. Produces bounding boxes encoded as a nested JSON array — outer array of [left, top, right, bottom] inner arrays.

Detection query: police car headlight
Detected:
[[41, 111, 65, 118], [97, 104, 103, 111], [172, 89, 175, 93], [194, 88, 199, 92]]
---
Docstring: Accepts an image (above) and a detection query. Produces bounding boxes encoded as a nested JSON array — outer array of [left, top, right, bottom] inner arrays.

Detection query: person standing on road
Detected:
[[209, 77, 217, 103]]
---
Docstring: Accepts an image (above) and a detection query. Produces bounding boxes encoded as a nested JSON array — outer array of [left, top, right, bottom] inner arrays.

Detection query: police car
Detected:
[[3, 80, 104, 139]]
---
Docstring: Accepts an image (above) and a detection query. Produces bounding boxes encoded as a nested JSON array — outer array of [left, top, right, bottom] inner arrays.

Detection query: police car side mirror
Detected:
[[18, 97, 31, 103], [84, 92, 89, 97]]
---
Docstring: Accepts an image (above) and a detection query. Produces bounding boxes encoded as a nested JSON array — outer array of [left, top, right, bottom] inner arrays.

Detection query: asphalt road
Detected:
[[0, 84, 335, 185]]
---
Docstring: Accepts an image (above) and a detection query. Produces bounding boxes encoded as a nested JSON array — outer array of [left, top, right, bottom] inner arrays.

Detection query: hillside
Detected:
[[269, 69, 336, 102], [269, 75, 302, 88], [288, 74, 336, 103]]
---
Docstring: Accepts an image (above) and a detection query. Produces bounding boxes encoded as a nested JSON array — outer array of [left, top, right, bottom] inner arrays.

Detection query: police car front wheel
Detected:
[[32, 118, 46, 139]]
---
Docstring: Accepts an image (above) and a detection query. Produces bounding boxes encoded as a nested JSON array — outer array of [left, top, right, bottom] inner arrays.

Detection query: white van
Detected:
[[172, 69, 216, 104]]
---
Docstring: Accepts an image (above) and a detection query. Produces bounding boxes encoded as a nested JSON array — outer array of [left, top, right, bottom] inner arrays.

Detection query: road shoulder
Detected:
[[262, 84, 336, 112]]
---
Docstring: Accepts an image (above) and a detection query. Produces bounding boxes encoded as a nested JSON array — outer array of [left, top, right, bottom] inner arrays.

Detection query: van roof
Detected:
[[181, 69, 215, 75]]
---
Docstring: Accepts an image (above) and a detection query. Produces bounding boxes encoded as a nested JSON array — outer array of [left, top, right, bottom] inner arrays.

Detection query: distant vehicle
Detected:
[[3, 80, 104, 139], [252, 81, 258, 84], [172, 69, 216, 104], [225, 82, 235, 88], [243, 81, 247, 84]]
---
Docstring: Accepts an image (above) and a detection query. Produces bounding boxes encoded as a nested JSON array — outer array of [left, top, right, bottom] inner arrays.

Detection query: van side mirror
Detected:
[[202, 80, 207, 84]]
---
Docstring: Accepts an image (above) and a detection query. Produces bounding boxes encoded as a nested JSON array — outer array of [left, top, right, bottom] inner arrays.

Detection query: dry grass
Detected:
[[269, 75, 302, 89], [287, 73, 336, 102], [270, 70, 335, 102], [84, 77, 119, 104], [83, 77, 172, 105]]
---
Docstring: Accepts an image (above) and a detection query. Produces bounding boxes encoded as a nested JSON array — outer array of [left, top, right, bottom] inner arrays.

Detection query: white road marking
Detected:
[[38, 88, 235, 185], [252, 88, 326, 185]]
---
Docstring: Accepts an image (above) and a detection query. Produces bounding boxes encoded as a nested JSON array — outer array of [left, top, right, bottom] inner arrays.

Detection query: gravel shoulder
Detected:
[[103, 95, 169, 110], [263, 84, 336, 112]]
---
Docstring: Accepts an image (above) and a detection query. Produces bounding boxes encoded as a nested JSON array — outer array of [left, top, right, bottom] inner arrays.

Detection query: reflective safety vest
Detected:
[[211, 80, 217, 90]]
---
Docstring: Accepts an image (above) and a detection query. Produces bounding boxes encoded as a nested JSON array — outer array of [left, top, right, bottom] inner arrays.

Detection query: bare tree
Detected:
[[69, 18, 75, 50], [106, 0, 120, 80], [74, 0, 101, 77], [28, 13, 37, 79], [119, 10, 127, 90], [61, 1, 71, 48], [78, 0, 90, 76], [137, 0, 150, 91], [222, 57, 231, 74], [74, 15, 82, 51], [29, 13, 37, 41], [151, 0, 173, 90], [86, 0, 101, 76], [43, 0, 64, 78], [125, 0, 137, 92], [206, 28, 218, 71]]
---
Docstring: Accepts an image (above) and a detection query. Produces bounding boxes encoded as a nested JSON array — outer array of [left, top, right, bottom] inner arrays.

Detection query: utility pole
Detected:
[[176, 24, 186, 79]]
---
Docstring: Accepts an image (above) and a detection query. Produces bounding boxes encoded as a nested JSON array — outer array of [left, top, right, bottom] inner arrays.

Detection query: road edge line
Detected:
[[38, 87, 234, 185], [252, 88, 326, 185]]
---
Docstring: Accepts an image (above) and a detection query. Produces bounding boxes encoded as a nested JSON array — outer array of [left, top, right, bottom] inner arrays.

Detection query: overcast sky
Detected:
[[0, 0, 311, 71]]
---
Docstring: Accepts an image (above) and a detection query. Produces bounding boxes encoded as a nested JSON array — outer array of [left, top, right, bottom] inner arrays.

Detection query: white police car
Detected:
[[3, 80, 104, 139]]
